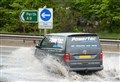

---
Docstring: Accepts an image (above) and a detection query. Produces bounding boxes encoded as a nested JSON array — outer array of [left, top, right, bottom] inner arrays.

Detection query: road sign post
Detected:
[[20, 10, 38, 23]]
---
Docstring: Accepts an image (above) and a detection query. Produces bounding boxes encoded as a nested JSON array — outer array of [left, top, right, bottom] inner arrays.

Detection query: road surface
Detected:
[[0, 46, 120, 82]]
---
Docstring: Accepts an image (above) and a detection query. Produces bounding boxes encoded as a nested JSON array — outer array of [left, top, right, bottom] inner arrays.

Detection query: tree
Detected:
[[0, 0, 120, 33], [69, 0, 120, 33]]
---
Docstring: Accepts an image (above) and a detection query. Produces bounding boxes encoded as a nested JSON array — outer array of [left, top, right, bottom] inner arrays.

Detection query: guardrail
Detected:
[[0, 34, 43, 43], [100, 39, 120, 48], [0, 34, 120, 47]]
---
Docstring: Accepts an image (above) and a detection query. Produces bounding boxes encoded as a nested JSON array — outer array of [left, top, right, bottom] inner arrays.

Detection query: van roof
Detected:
[[47, 33, 97, 37]]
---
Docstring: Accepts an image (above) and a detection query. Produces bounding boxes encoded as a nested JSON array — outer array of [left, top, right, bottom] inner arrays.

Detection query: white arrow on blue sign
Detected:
[[40, 9, 51, 21], [38, 8, 53, 29]]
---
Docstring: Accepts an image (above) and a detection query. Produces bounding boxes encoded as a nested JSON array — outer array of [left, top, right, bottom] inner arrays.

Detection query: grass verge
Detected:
[[1, 32, 120, 39], [98, 33, 120, 39]]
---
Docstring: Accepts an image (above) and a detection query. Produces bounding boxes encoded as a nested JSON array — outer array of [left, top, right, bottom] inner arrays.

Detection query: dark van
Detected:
[[35, 33, 103, 71]]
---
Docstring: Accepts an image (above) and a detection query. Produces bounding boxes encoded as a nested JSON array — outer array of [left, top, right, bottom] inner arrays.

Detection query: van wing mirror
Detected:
[[36, 44, 40, 48]]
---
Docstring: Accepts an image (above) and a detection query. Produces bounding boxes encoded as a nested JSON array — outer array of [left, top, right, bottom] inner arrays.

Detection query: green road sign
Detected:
[[20, 10, 38, 23]]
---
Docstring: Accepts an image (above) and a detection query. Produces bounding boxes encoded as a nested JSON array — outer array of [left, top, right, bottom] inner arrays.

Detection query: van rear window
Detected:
[[67, 36, 100, 51]]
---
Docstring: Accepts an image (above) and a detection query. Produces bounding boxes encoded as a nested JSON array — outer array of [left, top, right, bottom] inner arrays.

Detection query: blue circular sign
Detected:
[[40, 9, 51, 21]]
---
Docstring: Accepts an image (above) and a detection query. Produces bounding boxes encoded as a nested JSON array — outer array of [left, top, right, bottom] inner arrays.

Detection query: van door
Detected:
[[66, 36, 102, 60], [35, 35, 66, 60]]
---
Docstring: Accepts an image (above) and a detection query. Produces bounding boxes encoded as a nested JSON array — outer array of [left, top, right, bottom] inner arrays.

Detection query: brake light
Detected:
[[64, 54, 70, 61], [100, 53, 103, 60]]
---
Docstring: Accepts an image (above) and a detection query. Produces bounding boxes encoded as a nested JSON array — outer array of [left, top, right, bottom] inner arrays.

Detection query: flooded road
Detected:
[[0, 46, 120, 82]]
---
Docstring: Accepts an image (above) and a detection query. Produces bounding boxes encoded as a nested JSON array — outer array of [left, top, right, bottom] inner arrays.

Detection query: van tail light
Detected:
[[64, 54, 70, 61], [100, 53, 103, 60]]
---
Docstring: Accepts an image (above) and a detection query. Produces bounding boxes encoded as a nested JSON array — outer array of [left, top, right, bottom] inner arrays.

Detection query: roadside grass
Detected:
[[0, 31, 43, 36], [0, 31, 120, 39], [98, 33, 120, 39]]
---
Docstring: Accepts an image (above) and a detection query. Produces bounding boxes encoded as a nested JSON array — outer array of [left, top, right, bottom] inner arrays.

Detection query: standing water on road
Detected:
[[0, 47, 120, 82]]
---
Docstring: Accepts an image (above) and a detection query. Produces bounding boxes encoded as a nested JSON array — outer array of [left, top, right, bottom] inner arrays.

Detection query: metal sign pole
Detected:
[[44, 29, 47, 36]]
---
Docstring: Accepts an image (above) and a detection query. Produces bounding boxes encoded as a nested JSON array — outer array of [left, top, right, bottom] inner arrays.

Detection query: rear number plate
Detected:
[[79, 55, 91, 59]]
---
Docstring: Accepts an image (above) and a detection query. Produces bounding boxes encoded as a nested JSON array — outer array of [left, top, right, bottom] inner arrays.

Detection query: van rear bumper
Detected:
[[65, 60, 103, 71], [68, 66, 103, 71]]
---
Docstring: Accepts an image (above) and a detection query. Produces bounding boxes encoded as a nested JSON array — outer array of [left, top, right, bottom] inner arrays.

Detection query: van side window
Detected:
[[40, 36, 65, 49], [40, 37, 50, 48]]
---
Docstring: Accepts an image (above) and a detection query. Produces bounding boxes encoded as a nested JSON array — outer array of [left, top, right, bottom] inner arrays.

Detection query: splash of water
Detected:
[[1, 47, 70, 82], [41, 55, 69, 77], [1, 47, 120, 82]]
